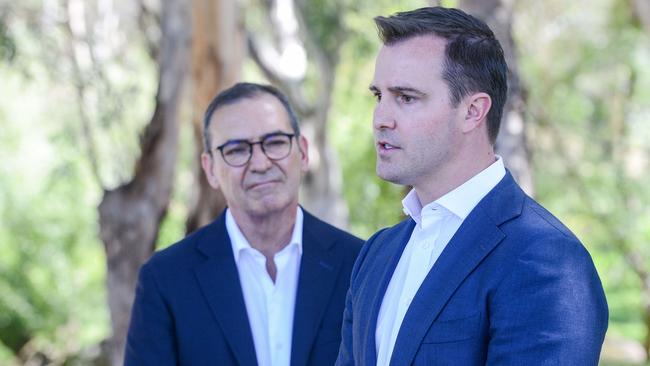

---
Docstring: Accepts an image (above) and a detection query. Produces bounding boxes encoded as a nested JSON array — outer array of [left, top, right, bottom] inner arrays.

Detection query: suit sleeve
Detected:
[[336, 285, 356, 366], [124, 263, 178, 366], [486, 236, 608, 365], [336, 229, 386, 366]]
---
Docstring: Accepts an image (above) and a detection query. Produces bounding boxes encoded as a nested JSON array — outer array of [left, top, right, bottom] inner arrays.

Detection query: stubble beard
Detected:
[[376, 156, 410, 186], [376, 146, 450, 191]]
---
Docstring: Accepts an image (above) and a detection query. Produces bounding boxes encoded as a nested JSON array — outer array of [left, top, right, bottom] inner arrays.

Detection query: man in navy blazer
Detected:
[[125, 82, 362, 365], [337, 7, 608, 366]]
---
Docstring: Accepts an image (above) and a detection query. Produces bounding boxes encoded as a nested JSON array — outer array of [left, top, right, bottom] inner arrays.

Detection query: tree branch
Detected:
[[247, 32, 314, 116], [137, 0, 160, 61], [63, 0, 104, 188], [633, 0, 650, 34]]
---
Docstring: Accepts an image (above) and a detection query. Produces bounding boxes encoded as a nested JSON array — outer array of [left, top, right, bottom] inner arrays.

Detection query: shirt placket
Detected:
[[384, 215, 442, 361], [402, 217, 442, 308], [269, 249, 286, 366]]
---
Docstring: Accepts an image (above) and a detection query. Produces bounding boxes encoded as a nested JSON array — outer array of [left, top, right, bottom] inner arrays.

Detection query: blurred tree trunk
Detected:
[[248, 0, 349, 228], [97, 0, 190, 364], [185, 0, 244, 234], [459, 0, 535, 195], [633, 0, 650, 33]]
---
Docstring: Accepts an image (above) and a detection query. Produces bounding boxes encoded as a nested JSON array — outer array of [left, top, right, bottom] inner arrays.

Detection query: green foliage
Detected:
[[516, 0, 650, 352], [0, 17, 16, 63], [299, 0, 347, 63], [0, 64, 109, 362], [0, 1, 155, 361]]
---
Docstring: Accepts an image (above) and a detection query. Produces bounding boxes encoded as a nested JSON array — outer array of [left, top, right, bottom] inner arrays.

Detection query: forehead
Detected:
[[373, 35, 447, 89], [209, 93, 292, 142]]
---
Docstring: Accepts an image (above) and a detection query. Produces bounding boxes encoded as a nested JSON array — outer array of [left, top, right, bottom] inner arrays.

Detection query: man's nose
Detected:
[[373, 100, 396, 130], [248, 143, 273, 171]]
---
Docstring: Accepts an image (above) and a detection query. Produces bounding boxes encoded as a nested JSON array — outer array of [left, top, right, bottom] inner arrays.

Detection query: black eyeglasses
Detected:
[[213, 132, 296, 167]]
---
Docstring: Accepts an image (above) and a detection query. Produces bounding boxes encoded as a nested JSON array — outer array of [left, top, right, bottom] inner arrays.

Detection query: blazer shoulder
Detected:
[[142, 220, 218, 273], [303, 210, 363, 256], [379, 218, 414, 237], [353, 218, 413, 273], [516, 196, 581, 243], [365, 218, 414, 250], [484, 173, 586, 255], [497, 196, 598, 273]]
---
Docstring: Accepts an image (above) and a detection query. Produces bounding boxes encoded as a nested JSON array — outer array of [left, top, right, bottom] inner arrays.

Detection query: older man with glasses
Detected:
[[125, 82, 362, 366]]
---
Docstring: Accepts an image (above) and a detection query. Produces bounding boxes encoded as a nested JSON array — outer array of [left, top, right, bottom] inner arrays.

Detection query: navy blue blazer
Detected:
[[125, 209, 362, 366], [337, 172, 608, 366]]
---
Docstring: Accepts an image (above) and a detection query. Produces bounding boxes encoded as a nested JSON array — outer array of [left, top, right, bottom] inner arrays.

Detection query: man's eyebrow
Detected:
[[387, 86, 426, 96], [368, 85, 425, 96], [221, 130, 287, 145], [260, 130, 289, 139]]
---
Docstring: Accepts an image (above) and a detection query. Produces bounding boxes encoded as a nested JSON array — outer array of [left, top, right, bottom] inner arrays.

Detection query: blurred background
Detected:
[[0, 0, 648, 364]]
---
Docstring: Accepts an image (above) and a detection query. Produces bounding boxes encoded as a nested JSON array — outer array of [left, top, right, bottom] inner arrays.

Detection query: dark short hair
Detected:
[[203, 82, 300, 152], [375, 7, 507, 144]]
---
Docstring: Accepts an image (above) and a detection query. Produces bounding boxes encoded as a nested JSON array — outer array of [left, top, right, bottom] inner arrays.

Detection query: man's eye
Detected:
[[398, 94, 415, 103], [372, 92, 381, 102], [224, 144, 249, 156], [265, 138, 287, 146]]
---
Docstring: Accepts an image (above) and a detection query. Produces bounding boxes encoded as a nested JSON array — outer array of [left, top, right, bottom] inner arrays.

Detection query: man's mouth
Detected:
[[377, 141, 400, 151], [246, 180, 279, 190]]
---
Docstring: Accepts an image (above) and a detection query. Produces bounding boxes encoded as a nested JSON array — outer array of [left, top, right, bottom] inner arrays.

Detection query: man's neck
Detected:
[[230, 205, 297, 259], [415, 149, 496, 206]]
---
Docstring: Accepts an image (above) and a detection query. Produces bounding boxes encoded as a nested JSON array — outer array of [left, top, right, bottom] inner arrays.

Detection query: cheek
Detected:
[[394, 102, 432, 126], [220, 170, 244, 195], [284, 165, 304, 191]]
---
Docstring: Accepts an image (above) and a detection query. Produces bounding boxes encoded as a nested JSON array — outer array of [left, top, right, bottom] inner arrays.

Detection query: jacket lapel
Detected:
[[290, 212, 343, 366], [359, 219, 416, 366], [390, 172, 524, 366], [193, 213, 258, 366]]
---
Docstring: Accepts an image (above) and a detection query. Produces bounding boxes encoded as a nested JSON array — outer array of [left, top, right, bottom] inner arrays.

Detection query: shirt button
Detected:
[[275, 343, 283, 350], [422, 242, 431, 249]]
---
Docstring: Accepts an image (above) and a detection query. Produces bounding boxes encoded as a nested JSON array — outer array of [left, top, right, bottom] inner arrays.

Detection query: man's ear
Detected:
[[298, 135, 309, 172], [201, 152, 220, 190], [462, 92, 492, 134]]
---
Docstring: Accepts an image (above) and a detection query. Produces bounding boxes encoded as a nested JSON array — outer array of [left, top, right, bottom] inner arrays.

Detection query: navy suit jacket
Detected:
[[337, 173, 608, 366], [125, 209, 362, 366]]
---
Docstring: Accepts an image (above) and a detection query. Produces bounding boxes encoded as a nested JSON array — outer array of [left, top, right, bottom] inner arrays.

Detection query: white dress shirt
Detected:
[[226, 207, 303, 366], [375, 157, 506, 366]]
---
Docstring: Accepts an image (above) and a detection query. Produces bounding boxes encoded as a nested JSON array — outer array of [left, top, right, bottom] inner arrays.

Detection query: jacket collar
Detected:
[[389, 171, 524, 365], [194, 209, 344, 366]]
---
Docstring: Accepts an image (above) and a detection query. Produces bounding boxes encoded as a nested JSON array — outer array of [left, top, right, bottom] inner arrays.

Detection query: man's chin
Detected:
[[376, 167, 404, 185], [247, 199, 291, 217]]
